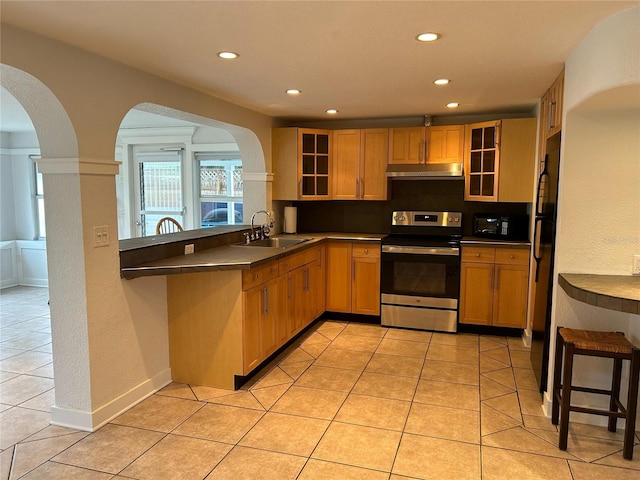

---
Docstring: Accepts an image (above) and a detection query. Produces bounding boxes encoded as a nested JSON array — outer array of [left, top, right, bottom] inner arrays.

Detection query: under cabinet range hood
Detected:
[[386, 162, 463, 179]]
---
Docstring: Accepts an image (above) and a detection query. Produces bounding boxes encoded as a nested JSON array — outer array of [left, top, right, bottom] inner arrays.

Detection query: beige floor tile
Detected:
[[300, 331, 333, 346], [10, 432, 93, 479], [507, 337, 530, 351], [479, 336, 507, 351], [0, 375, 54, 406], [480, 354, 511, 373], [567, 421, 627, 442], [384, 328, 432, 343], [300, 341, 330, 358], [173, 403, 263, 444], [249, 366, 294, 389], [0, 406, 51, 450], [208, 391, 266, 410], [426, 344, 479, 365], [0, 371, 19, 383], [365, 353, 423, 378], [18, 387, 55, 412], [393, 433, 480, 480], [250, 383, 290, 410], [206, 445, 306, 479], [483, 392, 522, 422], [352, 372, 418, 401], [20, 461, 113, 479], [482, 367, 515, 389], [0, 334, 51, 352], [314, 347, 372, 370], [121, 434, 231, 480], [0, 447, 13, 480], [421, 360, 479, 385], [330, 334, 382, 353], [239, 411, 329, 456], [570, 460, 640, 479], [430, 332, 478, 346], [481, 404, 523, 436], [270, 385, 347, 420], [157, 382, 197, 400], [295, 365, 361, 392], [482, 426, 578, 459], [111, 394, 204, 432], [341, 323, 388, 338], [414, 379, 479, 411], [314, 321, 346, 340], [28, 363, 54, 379], [298, 459, 389, 480], [312, 422, 401, 471], [510, 349, 533, 368], [190, 385, 235, 401], [376, 338, 428, 358], [480, 347, 511, 366], [405, 402, 480, 443], [23, 425, 86, 442], [278, 347, 315, 365], [514, 367, 539, 390], [480, 376, 515, 400], [518, 389, 546, 417], [335, 393, 411, 431], [534, 429, 626, 463], [482, 446, 572, 480], [523, 414, 558, 432], [278, 360, 312, 380], [52, 424, 164, 474]]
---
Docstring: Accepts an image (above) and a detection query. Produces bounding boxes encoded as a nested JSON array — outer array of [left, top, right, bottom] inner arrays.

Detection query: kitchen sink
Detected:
[[240, 237, 311, 248]]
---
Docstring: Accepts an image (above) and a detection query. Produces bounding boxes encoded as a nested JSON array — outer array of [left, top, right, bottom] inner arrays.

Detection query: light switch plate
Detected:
[[185, 244, 195, 255], [633, 254, 640, 275], [93, 226, 109, 247]]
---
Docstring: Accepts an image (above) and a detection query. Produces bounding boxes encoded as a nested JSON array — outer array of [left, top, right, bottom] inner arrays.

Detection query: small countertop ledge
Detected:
[[558, 273, 640, 315]]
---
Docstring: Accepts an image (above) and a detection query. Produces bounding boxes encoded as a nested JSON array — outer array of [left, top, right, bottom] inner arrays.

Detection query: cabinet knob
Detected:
[[475, 253, 480, 257], [364, 248, 368, 254], [510, 254, 515, 259]]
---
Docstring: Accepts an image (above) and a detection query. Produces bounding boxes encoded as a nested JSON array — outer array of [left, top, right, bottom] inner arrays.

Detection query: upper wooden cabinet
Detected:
[[388, 125, 464, 165], [464, 118, 536, 202], [540, 70, 564, 141], [272, 127, 331, 200], [333, 128, 388, 200]]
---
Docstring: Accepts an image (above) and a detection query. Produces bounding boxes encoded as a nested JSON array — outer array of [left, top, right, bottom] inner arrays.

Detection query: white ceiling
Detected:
[[1, 1, 637, 128]]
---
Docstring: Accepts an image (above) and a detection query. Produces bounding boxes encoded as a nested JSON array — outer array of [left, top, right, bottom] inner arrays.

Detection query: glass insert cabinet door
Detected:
[[298, 129, 331, 199], [465, 120, 501, 201]]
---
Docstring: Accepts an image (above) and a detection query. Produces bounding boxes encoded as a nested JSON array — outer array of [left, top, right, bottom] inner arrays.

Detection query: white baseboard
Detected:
[[50, 368, 172, 432], [522, 329, 532, 348]]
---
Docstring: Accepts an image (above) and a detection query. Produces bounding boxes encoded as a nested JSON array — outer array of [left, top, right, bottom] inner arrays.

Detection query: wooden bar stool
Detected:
[[551, 327, 640, 460]]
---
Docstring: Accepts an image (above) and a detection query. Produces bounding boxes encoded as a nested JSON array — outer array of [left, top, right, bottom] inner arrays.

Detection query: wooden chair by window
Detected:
[[155, 217, 183, 235]]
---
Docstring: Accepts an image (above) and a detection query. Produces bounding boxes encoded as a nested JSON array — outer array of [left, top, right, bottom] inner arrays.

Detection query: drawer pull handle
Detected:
[[510, 254, 515, 259], [475, 253, 480, 257], [364, 248, 368, 254]]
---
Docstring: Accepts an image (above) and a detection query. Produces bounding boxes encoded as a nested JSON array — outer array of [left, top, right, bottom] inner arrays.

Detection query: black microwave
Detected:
[[472, 214, 529, 240]]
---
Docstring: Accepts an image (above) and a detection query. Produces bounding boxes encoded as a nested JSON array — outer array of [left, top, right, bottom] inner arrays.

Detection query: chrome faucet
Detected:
[[250, 210, 274, 241]]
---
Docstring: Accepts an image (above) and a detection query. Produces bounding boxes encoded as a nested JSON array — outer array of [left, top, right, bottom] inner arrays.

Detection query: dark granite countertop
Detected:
[[559, 273, 640, 315], [120, 232, 384, 279]]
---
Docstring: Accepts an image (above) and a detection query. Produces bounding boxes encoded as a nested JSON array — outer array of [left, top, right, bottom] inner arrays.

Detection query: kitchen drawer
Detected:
[[243, 261, 279, 290], [352, 242, 380, 258], [278, 249, 310, 275], [462, 246, 495, 263], [495, 247, 529, 266]]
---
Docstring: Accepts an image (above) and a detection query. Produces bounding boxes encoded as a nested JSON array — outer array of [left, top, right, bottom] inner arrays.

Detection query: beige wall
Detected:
[[546, 6, 640, 420], [1, 24, 274, 429]]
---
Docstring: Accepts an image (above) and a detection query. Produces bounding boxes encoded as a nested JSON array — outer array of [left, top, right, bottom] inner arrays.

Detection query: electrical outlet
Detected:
[[633, 254, 640, 275], [184, 244, 195, 255], [93, 226, 109, 247]]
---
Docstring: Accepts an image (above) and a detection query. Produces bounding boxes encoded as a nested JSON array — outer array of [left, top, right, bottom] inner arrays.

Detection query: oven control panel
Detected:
[[391, 211, 462, 228]]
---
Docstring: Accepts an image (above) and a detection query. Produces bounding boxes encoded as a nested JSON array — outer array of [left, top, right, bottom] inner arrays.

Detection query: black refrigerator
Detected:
[[530, 132, 561, 394]]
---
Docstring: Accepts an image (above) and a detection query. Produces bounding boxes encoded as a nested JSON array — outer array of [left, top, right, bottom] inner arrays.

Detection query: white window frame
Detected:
[[195, 152, 243, 227]]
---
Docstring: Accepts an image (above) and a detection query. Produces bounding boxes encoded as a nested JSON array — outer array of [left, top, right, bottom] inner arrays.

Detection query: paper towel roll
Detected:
[[284, 206, 297, 234]]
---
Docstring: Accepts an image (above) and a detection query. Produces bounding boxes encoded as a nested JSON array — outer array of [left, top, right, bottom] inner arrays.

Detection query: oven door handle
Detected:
[[382, 245, 459, 256]]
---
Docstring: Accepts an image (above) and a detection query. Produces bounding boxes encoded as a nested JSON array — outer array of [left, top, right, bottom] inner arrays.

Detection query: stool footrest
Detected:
[[569, 404, 627, 418], [568, 385, 613, 396]]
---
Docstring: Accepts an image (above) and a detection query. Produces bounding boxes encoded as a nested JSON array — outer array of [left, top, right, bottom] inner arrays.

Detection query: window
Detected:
[[197, 154, 243, 227], [34, 162, 46, 238]]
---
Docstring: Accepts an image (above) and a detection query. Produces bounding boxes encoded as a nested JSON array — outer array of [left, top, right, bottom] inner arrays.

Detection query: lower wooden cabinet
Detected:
[[243, 277, 278, 373], [460, 245, 529, 328], [326, 241, 380, 315]]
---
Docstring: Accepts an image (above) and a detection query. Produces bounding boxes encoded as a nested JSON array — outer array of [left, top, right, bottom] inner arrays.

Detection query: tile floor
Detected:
[[1, 286, 639, 479]]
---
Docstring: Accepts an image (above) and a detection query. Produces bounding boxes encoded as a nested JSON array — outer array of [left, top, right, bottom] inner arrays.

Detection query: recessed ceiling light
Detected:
[[446, 102, 459, 108], [217, 51, 239, 59], [286, 89, 301, 95], [434, 79, 450, 85], [326, 109, 338, 115], [416, 32, 440, 42]]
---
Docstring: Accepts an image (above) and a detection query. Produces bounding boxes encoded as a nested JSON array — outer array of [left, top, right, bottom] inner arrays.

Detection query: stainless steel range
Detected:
[[381, 211, 462, 333]]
